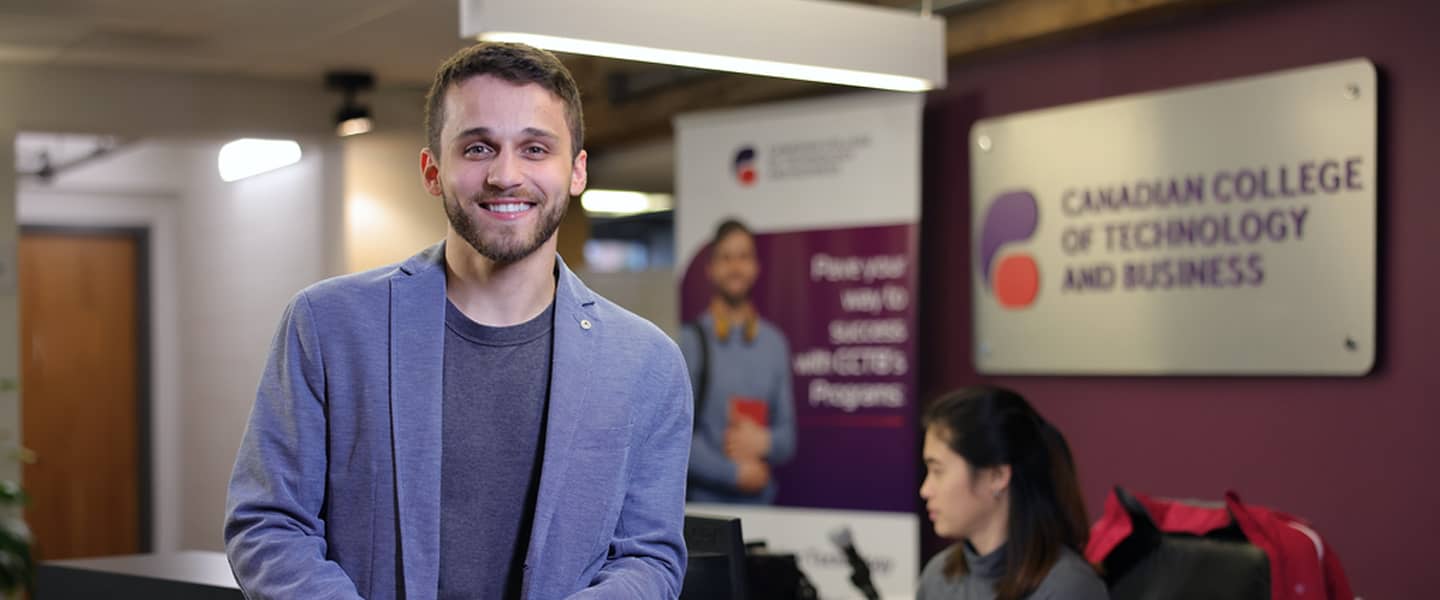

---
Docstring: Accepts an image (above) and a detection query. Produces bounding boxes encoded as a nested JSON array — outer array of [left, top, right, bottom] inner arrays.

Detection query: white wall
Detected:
[[16, 135, 336, 551], [1, 63, 340, 538], [177, 138, 333, 550], [344, 129, 447, 272]]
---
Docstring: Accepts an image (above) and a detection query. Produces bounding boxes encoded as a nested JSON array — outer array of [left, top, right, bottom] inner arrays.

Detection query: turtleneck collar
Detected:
[[962, 541, 1008, 579]]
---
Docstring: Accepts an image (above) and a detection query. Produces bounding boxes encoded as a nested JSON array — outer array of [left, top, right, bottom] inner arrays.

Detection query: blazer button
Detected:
[[580, 319, 593, 330]]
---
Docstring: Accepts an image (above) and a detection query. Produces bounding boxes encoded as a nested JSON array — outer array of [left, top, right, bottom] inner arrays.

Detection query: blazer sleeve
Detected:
[[569, 342, 693, 599], [223, 292, 363, 600]]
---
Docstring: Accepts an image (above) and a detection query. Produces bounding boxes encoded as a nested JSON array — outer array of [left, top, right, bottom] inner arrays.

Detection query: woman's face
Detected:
[[919, 428, 1008, 540]]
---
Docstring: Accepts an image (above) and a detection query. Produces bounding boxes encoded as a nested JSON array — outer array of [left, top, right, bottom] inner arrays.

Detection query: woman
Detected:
[[917, 386, 1107, 600]]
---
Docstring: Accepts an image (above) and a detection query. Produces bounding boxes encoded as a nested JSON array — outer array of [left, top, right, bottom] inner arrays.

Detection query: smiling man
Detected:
[[224, 42, 692, 600]]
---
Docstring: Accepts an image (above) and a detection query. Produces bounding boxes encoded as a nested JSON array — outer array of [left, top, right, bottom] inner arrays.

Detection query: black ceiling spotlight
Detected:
[[326, 70, 375, 137]]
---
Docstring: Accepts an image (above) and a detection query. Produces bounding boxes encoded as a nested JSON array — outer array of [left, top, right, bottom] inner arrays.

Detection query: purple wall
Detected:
[[918, 0, 1440, 596]]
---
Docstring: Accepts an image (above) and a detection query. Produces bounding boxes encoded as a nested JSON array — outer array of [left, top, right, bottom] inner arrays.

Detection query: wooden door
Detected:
[[19, 230, 145, 560]]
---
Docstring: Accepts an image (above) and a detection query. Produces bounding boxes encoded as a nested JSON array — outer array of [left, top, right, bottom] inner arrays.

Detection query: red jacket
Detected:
[[1086, 489, 1354, 600]]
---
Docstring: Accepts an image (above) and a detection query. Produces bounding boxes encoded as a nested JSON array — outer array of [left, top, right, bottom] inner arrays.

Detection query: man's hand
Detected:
[[725, 417, 772, 461], [735, 459, 771, 494]]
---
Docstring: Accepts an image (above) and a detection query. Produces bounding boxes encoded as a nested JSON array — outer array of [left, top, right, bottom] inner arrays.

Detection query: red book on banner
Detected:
[[729, 396, 769, 427]]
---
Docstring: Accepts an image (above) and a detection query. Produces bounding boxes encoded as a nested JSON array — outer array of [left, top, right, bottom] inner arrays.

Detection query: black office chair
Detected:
[[1103, 487, 1271, 600]]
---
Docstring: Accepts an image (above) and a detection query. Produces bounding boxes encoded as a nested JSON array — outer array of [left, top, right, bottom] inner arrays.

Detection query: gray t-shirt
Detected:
[[917, 542, 1109, 600], [438, 299, 554, 600]]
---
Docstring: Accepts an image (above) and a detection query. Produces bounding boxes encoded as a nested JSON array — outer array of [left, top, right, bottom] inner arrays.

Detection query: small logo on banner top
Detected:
[[733, 146, 758, 186]]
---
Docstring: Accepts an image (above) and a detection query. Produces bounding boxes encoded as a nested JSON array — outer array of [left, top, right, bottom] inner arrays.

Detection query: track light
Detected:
[[326, 71, 375, 137], [461, 0, 945, 92]]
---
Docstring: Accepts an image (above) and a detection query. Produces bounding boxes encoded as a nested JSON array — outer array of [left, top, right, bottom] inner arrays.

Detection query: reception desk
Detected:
[[37, 551, 242, 599]]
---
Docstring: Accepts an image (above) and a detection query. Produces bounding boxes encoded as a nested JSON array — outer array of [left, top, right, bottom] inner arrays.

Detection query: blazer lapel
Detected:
[[389, 244, 447, 599], [522, 257, 600, 597]]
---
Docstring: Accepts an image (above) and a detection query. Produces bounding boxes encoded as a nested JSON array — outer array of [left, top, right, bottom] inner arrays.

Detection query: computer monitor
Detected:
[[680, 513, 747, 600]]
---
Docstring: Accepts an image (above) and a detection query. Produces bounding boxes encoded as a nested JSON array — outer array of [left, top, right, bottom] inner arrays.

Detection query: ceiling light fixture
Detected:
[[218, 139, 303, 182], [326, 71, 375, 137], [581, 189, 673, 216], [460, 0, 946, 92]]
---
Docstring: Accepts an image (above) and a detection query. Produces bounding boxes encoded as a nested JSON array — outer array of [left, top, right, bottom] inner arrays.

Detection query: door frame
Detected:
[[20, 224, 153, 553]]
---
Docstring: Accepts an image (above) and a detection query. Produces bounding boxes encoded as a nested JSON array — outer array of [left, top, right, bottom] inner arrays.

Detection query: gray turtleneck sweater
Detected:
[[917, 543, 1109, 600]]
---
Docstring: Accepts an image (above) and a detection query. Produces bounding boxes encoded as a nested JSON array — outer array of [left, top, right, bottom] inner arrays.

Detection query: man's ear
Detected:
[[569, 149, 588, 197], [420, 147, 443, 197]]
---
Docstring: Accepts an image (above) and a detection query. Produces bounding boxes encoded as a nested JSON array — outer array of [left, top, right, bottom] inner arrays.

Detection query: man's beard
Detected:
[[444, 186, 568, 264], [716, 286, 751, 308]]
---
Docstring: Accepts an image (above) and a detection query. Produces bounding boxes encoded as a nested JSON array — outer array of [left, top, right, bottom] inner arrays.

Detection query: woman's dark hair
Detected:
[[921, 386, 1092, 600]]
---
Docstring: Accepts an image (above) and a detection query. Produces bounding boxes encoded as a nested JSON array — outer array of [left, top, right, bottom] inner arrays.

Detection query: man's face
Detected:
[[707, 230, 759, 306], [421, 75, 587, 263]]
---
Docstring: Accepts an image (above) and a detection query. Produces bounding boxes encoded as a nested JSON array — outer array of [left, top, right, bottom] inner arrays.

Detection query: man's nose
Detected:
[[486, 151, 524, 190]]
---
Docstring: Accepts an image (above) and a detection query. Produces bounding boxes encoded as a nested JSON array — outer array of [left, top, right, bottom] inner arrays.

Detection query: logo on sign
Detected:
[[733, 146, 758, 186], [978, 191, 1040, 309]]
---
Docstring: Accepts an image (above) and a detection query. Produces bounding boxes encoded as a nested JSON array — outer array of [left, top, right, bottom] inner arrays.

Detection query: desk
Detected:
[[37, 551, 242, 599]]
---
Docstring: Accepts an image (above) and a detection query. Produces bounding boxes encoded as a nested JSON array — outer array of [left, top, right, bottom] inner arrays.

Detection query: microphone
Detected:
[[828, 526, 880, 600]]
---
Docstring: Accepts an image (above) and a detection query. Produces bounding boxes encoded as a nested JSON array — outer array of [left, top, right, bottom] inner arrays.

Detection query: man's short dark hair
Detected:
[[710, 218, 754, 251], [424, 42, 585, 158]]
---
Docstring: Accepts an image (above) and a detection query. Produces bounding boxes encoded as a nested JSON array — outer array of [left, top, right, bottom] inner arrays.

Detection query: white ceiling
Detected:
[[0, 0, 469, 86], [0, 0, 927, 87], [1, 0, 919, 190]]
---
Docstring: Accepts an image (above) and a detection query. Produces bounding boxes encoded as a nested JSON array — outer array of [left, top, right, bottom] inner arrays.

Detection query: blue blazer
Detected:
[[224, 243, 692, 599]]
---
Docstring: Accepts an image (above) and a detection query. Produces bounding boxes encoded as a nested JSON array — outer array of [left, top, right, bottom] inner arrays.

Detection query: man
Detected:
[[224, 42, 692, 600], [680, 219, 796, 505]]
